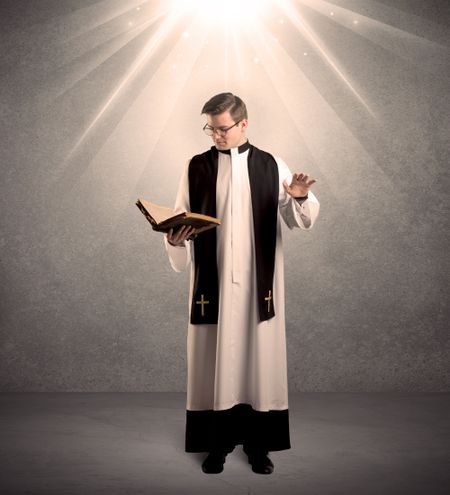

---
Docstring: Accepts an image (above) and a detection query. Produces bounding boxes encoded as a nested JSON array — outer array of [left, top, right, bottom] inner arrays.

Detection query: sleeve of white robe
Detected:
[[164, 161, 192, 272], [276, 156, 320, 230]]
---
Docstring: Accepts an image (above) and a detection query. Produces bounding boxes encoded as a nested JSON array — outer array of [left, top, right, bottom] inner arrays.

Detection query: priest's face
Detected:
[[206, 111, 248, 151]]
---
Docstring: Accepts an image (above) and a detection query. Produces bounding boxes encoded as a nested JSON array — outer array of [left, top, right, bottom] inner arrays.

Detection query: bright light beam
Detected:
[[53, 11, 167, 105], [300, 0, 450, 74], [244, 19, 392, 199], [279, 0, 376, 118], [67, 8, 181, 159], [59, 14, 213, 220], [170, 0, 271, 25]]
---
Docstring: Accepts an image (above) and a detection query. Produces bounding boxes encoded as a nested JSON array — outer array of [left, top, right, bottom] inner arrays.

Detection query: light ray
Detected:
[[58, 13, 213, 192], [278, 0, 376, 117], [298, 0, 450, 72], [50, 14, 214, 245], [63, 0, 446, 183], [37, 12, 168, 114], [230, 26, 246, 77], [62, 8, 167, 65], [243, 17, 393, 199], [0, 2, 169, 129], [66, 7, 181, 159], [170, 0, 271, 26], [63, 0, 157, 41]]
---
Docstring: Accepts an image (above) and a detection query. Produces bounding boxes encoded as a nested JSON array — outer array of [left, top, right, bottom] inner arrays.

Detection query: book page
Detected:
[[139, 199, 177, 225]]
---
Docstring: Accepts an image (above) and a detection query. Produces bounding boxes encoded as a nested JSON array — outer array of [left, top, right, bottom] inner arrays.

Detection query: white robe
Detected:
[[165, 145, 320, 414]]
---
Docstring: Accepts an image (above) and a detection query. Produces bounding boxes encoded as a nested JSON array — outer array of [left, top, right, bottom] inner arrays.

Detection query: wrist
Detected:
[[294, 193, 308, 201]]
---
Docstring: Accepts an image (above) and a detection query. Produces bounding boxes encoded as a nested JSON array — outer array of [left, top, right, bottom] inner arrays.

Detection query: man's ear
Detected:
[[241, 119, 249, 131]]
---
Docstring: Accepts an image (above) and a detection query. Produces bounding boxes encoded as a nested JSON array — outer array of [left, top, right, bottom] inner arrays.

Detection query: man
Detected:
[[165, 93, 319, 475]]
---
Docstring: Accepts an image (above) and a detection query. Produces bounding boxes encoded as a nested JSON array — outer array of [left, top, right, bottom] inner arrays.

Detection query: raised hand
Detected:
[[283, 173, 317, 198]]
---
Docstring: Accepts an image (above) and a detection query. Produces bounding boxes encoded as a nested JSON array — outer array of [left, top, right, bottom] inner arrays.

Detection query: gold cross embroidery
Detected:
[[264, 290, 272, 313], [196, 294, 210, 317]]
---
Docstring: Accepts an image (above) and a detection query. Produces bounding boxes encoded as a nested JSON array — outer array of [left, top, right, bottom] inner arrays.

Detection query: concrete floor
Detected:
[[0, 393, 449, 495]]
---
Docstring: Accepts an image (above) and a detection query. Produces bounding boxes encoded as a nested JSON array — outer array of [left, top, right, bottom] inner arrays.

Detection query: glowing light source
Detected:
[[67, 0, 378, 161], [171, 0, 271, 25]]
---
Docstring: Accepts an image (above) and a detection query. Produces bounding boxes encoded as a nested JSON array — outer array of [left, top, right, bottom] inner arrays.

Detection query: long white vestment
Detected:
[[165, 145, 320, 414]]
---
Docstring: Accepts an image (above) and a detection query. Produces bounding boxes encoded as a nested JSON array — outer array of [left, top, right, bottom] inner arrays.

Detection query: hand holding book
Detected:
[[167, 225, 196, 246], [136, 198, 220, 241]]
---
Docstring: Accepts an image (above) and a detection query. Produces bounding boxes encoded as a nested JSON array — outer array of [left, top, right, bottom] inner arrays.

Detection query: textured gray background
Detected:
[[0, 0, 449, 392]]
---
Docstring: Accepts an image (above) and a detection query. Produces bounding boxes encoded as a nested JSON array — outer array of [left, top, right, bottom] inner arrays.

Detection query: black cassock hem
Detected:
[[185, 403, 291, 453]]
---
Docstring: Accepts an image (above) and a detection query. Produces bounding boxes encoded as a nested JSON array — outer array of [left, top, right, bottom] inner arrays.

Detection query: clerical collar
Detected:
[[216, 140, 251, 155]]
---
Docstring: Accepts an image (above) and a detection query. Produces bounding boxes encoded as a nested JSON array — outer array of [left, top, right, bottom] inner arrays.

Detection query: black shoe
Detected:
[[246, 452, 274, 475], [201, 452, 227, 474]]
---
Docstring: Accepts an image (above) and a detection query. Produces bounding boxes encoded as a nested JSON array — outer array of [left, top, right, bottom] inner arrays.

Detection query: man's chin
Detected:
[[215, 142, 228, 149]]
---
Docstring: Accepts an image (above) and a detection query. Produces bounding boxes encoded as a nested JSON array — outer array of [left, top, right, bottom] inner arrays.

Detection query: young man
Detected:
[[165, 93, 319, 474]]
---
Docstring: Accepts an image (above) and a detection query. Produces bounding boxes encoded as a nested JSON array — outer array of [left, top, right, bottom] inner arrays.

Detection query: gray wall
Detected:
[[1, 0, 449, 391]]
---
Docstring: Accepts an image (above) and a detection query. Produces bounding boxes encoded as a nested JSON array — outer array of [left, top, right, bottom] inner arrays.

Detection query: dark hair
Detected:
[[201, 92, 248, 121]]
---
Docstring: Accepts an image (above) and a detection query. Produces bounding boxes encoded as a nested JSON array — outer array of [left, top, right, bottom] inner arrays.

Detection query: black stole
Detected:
[[188, 142, 279, 324]]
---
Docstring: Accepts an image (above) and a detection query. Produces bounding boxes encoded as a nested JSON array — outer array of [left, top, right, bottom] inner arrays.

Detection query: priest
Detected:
[[165, 93, 320, 475]]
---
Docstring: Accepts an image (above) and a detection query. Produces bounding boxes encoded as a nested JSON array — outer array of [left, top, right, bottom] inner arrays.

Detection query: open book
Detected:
[[136, 198, 221, 235]]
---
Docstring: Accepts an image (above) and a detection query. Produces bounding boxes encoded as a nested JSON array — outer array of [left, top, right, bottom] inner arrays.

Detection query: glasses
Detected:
[[203, 120, 241, 136]]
